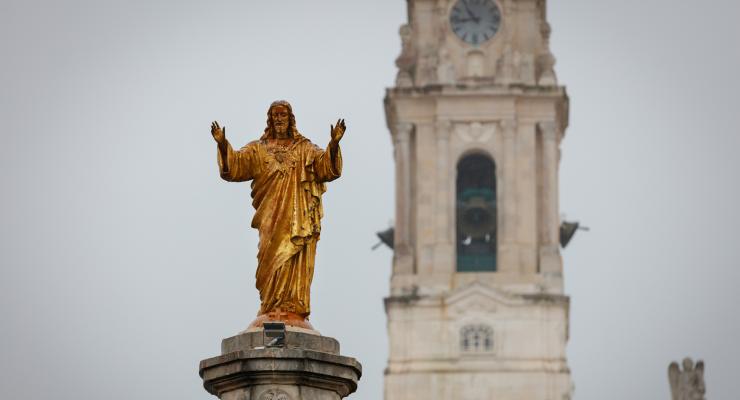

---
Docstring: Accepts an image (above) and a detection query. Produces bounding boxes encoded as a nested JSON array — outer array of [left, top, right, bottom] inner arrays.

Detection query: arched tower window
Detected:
[[460, 324, 494, 353], [456, 153, 496, 272]]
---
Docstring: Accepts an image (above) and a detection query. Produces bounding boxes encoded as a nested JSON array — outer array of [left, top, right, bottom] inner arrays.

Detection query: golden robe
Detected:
[[218, 133, 341, 317]]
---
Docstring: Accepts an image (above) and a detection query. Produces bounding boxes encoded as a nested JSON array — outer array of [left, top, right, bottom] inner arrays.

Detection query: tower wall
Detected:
[[384, 0, 572, 398]]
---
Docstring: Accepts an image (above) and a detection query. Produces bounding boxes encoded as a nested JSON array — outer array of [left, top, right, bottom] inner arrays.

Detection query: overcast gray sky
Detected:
[[1, 1, 738, 399]]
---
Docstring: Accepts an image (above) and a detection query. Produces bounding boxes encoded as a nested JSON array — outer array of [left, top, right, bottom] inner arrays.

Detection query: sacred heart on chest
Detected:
[[265, 147, 297, 175]]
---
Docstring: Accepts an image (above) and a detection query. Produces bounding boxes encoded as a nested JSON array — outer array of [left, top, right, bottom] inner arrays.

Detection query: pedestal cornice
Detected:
[[200, 348, 362, 399]]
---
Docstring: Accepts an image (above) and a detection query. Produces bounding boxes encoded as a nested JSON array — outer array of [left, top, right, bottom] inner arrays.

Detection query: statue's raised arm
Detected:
[[330, 118, 346, 146], [211, 121, 226, 146], [210, 121, 231, 173]]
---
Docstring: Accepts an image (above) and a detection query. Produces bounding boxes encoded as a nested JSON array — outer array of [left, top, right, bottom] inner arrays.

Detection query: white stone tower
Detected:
[[383, 0, 571, 399]]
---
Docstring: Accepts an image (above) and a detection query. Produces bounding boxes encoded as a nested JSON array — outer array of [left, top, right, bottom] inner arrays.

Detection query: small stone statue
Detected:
[[395, 24, 415, 87], [416, 45, 439, 86], [537, 20, 558, 85], [436, 46, 456, 84], [668, 358, 706, 400], [496, 44, 515, 84]]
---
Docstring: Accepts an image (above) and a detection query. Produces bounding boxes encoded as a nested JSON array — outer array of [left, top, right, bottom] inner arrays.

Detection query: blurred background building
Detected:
[[382, 1, 573, 398]]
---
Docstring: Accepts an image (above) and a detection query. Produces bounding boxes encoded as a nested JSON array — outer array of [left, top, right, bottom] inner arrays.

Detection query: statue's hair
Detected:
[[263, 100, 299, 139]]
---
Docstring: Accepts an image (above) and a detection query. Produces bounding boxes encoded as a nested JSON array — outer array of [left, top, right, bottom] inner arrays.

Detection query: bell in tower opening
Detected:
[[456, 153, 496, 272]]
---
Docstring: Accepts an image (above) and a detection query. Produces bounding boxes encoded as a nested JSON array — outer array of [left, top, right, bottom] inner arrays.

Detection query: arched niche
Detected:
[[456, 152, 497, 272]]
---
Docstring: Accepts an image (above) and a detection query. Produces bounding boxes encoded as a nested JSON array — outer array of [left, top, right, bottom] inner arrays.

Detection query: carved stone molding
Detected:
[[538, 121, 558, 141], [394, 122, 413, 144], [259, 388, 291, 400], [455, 122, 496, 143], [200, 347, 362, 400], [450, 296, 499, 314]]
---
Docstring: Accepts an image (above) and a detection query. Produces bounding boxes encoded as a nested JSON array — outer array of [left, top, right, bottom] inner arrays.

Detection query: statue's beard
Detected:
[[273, 123, 289, 138]]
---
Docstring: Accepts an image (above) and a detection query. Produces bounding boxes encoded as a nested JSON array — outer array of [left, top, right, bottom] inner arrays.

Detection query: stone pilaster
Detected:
[[432, 119, 453, 276], [393, 122, 414, 275], [538, 121, 562, 289], [517, 122, 539, 275], [498, 118, 518, 273]]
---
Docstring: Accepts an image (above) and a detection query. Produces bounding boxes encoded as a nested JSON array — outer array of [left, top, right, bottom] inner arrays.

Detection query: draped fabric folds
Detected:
[[218, 133, 342, 317]]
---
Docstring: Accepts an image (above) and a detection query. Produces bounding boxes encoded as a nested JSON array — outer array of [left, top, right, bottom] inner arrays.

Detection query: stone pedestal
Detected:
[[199, 329, 362, 400]]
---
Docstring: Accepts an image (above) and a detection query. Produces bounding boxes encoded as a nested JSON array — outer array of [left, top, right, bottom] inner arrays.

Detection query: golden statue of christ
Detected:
[[210, 100, 345, 330]]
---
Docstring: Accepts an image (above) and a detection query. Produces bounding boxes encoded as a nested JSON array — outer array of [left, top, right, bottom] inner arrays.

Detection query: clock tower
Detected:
[[384, 0, 572, 399]]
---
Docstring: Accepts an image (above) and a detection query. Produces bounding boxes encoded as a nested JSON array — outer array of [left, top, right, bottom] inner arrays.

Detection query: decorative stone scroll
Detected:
[[455, 122, 496, 143], [259, 388, 291, 400]]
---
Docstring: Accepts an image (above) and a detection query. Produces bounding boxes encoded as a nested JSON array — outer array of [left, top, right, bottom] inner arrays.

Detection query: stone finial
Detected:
[[537, 8, 558, 85], [395, 24, 415, 87], [537, 53, 557, 86], [668, 358, 706, 400]]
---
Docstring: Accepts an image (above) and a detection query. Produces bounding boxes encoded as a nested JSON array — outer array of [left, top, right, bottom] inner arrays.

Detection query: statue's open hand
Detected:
[[211, 121, 226, 145], [330, 119, 346, 145]]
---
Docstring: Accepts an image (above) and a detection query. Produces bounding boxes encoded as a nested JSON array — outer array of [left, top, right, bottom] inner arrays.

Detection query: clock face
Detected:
[[449, 0, 502, 46]]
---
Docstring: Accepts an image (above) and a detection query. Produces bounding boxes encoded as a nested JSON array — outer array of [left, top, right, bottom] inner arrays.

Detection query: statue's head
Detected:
[[265, 100, 298, 139], [683, 358, 694, 372]]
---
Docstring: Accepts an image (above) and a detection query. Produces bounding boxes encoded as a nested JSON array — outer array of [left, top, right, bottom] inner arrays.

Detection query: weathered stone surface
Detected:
[[382, 1, 573, 398], [221, 330, 340, 355], [669, 358, 706, 400], [200, 331, 360, 400]]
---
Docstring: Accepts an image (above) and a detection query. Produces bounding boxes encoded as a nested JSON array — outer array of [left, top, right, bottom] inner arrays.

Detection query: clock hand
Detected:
[[462, 0, 480, 24], [462, 0, 474, 16]]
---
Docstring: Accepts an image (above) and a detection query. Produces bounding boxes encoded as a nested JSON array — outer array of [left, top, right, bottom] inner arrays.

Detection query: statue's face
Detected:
[[270, 105, 290, 138]]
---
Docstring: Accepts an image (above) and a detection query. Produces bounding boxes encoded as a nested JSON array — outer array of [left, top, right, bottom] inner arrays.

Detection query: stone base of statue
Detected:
[[199, 328, 362, 400], [247, 309, 315, 331]]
